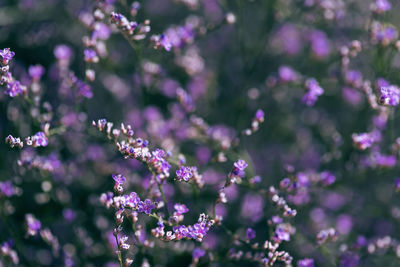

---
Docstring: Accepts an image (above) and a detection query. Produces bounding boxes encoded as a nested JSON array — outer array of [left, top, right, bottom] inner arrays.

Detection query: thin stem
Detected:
[[212, 201, 216, 218], [49, 126, 66, 136], [157, 181, 170, 218], [114, 234, 123, 267]]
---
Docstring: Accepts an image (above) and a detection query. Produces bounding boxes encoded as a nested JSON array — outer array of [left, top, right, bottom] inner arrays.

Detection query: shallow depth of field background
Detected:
[[1, 0, 400, 266]]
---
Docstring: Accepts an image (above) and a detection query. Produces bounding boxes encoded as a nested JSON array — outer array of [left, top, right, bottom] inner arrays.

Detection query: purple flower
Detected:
[[302, 78, 324, 106], [126, 192, 141, 208], [93, 23, 111, 40], [302, 92, 319, 106], [110, 12, 124, 23], [232, 159, 248, 178], [379, 86, 400, 106], [395, 178, 400, 192], [233, 159, 248, 171], [240, 194, 264, 223], [371, 22, 398, 44], [278, 66, 299, 83], [137, 199, 155, 214], [298, 258, 314, 267], [159, 34, 172, 51], [0, 48, 15, 62], [112, 174, 126, 185], [0, 240, 18, 264], [271, 216, 283, 225], [28, 65, 45, 80], [255, 109, 264, 122], [176, 166, 193, 182], [164, 24, 195, 49], [352, 132, 375, 150], [161, 161, 171, 175], [152, 149, 166, 160], [192, 248, 205, 259], [376, 77, 390, 88], [54, 45, 73, 61], [149, 149, 171, 178], [375, 0, 392, 13], [5, 135, 23, 148], [0, 181, 15, 197], [356, 236, 367, 247], [320, 171, 336, 186], [316, 228, 337, 244], [273, 24, 303, 55], [375, 154, 396, 167], [297, 172, 310, 187], [152, 34, 172, 51], [63, 209, 77, 222], [32, 132, 48, 147], [308, 30, 331, 59], [250, 175, 261, 184], [280, 178, 291, 189], [342, 87, 363, 106], [77, 81, 93, 98], [274, 225, 291, 242], [112, 174, 126, 193], [174, 203, 189, 215], [345, 70, 363, 88], [384, 27, 397, 40], [26, 214, 41, 236], [5, 80, 24, 97], [246, 228, 256, 240], [84, 49, 98, 63], [176, 87, 194, 112], [340, 253, 359, 267], [174, 213, 213, 241], [336, 214, 353, 235]]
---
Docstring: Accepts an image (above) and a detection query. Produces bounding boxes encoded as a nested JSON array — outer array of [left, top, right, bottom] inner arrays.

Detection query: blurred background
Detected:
[[1, 0, 400, 266]]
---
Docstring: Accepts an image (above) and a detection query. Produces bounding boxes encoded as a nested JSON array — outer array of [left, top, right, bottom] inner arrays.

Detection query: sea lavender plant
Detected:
[[2, 0, 400, 266]]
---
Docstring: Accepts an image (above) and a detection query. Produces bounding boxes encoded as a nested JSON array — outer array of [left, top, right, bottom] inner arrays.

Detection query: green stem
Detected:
[[157, 181, 170, 218], [114, 234, 123, 267]]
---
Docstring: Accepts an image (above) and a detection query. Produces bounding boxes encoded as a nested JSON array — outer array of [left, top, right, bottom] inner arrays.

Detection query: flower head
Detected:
[[234, 159, 248, 171], [374, 0, 392, 13], [26, 214, 41, 236], [84, 49, 99, 63], [28, 65, 45, 80], [174, 203, 189, 215], [77, 80, 93, 98], [0, 48, 15, 63], [0, 181, 15, 197], [278, 66, 299, 83], [303, 78, 324, 106], [5, 81, 24, 97], [320, 171, 336, 186], [395, 178, 400, 192], [176, 166, 193, 182], [32, 132, 48, 147], [352, 132, 375, 150], [54, 45, 73, 62], [274, 224, 291, 242], [137, 199, 156, 214], [379, 86, 400, 106], [255, 109, 265, 122], [308, 30, 331, 59], [192, 248, 205, 260], [232, 159, 248, 177], [246, 228, 256, 240], [112, 174, 126, 193]]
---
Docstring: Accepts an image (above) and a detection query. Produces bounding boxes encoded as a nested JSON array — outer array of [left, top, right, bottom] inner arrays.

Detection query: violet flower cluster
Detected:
[[2, 0, 400, 266]]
